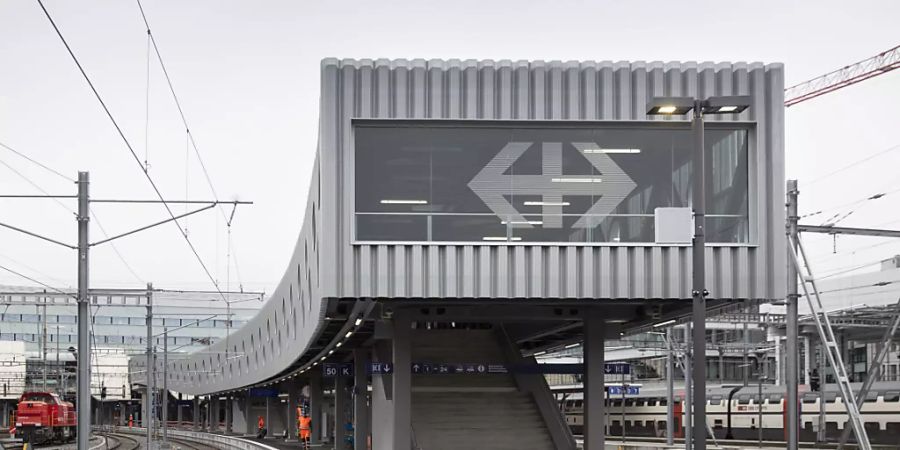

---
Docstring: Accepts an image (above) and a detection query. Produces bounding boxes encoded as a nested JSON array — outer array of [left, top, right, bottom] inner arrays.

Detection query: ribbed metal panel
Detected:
[[321, 59, 786, 301], [163, 156, 326, 395]]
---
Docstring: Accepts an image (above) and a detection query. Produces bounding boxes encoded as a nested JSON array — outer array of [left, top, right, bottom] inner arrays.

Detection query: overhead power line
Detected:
[[805, 143, 900, 188], [90, 208, 145, 285], [0, 263, 74, 298], [134, 0, 226, 218], [0, 252, 72, 289], [819, 281, 894, 296], [801, 178, 900, 222], [0, 141, 75, 182], [36, 0, 225, 301], [134, 0, 245, 290], [817, 258, 887, 280], [0, 157, 75, 216], [0, 140, 144, 284]]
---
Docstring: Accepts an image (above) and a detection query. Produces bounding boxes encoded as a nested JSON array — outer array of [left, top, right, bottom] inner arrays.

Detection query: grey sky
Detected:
[[1, 0, 899, 296]]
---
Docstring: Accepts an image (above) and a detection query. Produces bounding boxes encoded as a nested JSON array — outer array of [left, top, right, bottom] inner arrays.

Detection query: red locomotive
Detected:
[[13, 391, 76, 444]]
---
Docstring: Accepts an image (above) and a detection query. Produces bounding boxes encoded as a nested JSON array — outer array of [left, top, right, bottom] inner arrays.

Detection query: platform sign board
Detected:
[[607, 385, 640, 396], [323, 363, 354, 377], [368, 362, 393, 375], [249, 388, 279, 398], [604, 363, 631, 375]]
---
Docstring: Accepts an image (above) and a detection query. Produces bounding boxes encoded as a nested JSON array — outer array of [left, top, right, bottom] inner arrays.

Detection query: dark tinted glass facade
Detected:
[[355, 121, 750, 243]]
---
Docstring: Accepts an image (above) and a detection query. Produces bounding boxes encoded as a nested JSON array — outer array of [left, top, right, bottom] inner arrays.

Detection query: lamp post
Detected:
[[647, 95, 751, 450]]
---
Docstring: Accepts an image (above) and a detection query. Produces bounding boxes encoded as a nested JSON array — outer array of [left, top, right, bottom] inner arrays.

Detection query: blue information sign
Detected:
[[323, 363, 354, 377], [368, 362, 394, 375], [607, 386, 640, 395], [604, 363, 631, 375], [249, 388, 279, 398]]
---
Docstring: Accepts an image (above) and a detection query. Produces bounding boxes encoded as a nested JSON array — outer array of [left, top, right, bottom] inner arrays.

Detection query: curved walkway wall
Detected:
[[160, 59, 786, 395]]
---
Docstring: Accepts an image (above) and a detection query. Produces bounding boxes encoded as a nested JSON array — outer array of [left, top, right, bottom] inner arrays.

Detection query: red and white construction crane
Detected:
[[784, 44, 899, 106]]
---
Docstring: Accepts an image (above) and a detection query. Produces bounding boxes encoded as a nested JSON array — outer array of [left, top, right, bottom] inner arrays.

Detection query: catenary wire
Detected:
[[36, 0, 226, 302], [817, 258, 887, 280], [806, 216, 900, 261], [0, 142, 144, 284], [801, 190, 893, 221], [0, 252, 72, 289], [144, 30, 151, 170], [0, 157, 76, 215], [819, 281, 894, 295], [134, 0, 245, 289], [134, 0, 227, 221], [0, 263, 75, 298], [0, 140, 75, 182], [805, 143, 900, 187], [89, 208, 145, 284]]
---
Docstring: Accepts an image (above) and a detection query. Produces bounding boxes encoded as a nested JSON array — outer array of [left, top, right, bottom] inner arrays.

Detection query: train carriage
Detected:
[[557, 382, 900, 445]]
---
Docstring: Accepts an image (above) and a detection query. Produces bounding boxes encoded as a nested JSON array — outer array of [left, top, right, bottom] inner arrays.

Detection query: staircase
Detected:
[[409, 328, 557, 450]]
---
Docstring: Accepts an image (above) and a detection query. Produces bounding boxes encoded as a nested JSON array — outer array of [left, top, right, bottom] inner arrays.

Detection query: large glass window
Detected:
[[354, 122, 750, 243]]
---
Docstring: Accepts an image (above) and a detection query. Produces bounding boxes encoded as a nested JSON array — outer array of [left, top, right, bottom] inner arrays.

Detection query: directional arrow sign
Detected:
[[604, 363, 631, 375], [607, 385, 640, 396], [468, 142, 637, 229], [368, 362, 394, 375]]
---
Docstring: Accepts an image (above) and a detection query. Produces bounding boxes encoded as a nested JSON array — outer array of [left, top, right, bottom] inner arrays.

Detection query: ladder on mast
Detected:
[[787, 234, 872, 450]]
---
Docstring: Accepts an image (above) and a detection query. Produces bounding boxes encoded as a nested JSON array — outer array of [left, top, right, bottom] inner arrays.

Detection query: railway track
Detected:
[[166, 436, 218, 450], [94, 432, 218, 450], [95, 432, 139, 450]]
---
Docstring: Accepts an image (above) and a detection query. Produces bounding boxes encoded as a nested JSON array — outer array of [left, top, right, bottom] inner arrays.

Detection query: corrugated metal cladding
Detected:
[[161, 59, 785, 395], [321, 59, 786, 301], [162, 156, 327, 395]]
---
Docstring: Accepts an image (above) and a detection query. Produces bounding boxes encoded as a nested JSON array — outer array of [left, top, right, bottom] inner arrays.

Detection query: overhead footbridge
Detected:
[[134, 58, 786, 450]]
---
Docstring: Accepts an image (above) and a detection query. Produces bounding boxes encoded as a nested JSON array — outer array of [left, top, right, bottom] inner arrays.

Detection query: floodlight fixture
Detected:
[[701, 95, 751, 114], [646, 97, 694, 115], [647, 95, 751, 116]]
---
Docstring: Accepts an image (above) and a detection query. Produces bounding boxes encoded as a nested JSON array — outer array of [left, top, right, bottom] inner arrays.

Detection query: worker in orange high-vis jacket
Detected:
[[257, 415, 266, 438], [299, 413, 311, 449]]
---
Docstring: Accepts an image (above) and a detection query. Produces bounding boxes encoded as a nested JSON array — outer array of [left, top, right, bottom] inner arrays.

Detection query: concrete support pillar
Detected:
[[193, 396, 200, 431], [354, 348, 370, 450], [141, 394, 148, 427], [392, 311, 412, 450], [210, 395, 219, 432], [242, 394, 254, 436], [372, 323, 394, 450], [584, 310, 606, 450], [265, 396, 272, 437], [334, 374, 348, 446], [225, 396, 233, 434], [177, 403, 183, 428], [310, 372, 323, 444], [287, 381, 300, 441]]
